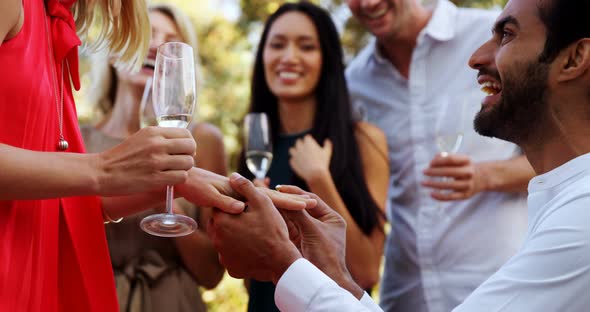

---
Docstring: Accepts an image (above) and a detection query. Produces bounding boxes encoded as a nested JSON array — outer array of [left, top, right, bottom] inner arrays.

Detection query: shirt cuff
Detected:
[[360, 292, 382, 311], [275, 258, 339, 311]]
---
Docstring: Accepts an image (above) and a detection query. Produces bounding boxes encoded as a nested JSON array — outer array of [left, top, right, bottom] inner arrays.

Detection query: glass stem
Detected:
[[166, 185, 174, 215]]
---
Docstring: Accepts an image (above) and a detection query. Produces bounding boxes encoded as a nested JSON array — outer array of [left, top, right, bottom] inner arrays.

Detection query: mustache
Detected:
[[477, 68, 501, 82]]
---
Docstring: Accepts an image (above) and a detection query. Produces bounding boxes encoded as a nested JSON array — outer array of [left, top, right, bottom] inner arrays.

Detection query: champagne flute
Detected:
[[139, 76, 158, 128], [244, 113, 273, 180], [434, 91, 469, 218], [140, 42, 197, 237], [435, 90, 470, 160]]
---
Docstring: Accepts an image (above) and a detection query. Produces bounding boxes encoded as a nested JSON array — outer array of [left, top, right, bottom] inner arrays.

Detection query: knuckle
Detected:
[[147, 137, 164, 152], [146, 154, 161, 170], [184, 156, 195, 169], [180, 128, 192, 137], [189, 139, 197, 151], [179, 170, 189, 183], [141, 126, 155, 136]]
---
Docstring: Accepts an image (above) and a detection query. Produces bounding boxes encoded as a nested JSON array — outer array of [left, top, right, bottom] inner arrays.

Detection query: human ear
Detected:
[[557, 39, 590, 82]]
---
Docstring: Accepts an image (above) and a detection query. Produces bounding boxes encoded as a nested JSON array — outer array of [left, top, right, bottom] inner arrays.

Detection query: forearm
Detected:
[[0, 144, 100, 200], [478, 155, 535, 193], [306, 173, 382, 288]]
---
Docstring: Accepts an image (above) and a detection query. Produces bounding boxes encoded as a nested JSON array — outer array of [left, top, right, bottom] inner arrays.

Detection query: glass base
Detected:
[[140, 213, 197, 237]]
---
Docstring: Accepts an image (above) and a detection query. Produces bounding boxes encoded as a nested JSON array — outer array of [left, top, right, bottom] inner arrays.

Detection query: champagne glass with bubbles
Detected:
[[433, 89, 474, 217], [436, 105, 464, 158], [140, 42, 197, 237], [244, 113, 273, 180]]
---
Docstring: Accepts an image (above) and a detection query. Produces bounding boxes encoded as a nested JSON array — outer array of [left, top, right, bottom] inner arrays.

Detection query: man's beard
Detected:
[[474, 60, 550, 145]]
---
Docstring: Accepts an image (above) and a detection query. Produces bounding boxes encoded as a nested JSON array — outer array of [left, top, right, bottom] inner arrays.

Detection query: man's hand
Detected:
[[422, 153, 486, 201], [96, 127, 196, 196], [276, 185, 364, 299], [207, 173, 302, 284]]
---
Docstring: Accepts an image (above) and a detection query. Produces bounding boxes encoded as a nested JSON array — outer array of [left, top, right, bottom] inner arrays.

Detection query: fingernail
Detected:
[[230, 172, 244, 181], [232, 200, 245, 212], [275, 185, 282, 191]]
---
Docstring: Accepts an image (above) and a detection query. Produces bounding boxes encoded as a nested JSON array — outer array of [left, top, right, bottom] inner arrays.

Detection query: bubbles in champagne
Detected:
[[157, 114, 191, 128]]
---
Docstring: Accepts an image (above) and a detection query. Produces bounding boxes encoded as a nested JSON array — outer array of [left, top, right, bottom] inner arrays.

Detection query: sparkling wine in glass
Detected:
[[140, 42, 198, 237], [244, 113, 273, 180], [433, 90, 473, 218], [436, 133, 464, 157], [435, 91, 469, 159]]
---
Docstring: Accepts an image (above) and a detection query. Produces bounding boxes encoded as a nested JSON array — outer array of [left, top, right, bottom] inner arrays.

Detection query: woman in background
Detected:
[[83, 4, 226, 312], [238, 2, 390, 311]]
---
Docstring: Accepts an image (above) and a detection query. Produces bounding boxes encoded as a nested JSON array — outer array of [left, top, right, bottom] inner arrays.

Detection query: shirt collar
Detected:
[[368, 0, 458, 66], [529, 152, 590, 192], [423, 0, 457, 42]]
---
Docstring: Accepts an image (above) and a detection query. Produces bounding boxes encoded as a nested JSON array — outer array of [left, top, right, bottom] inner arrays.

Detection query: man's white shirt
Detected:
[[275, 153, 590, 311]]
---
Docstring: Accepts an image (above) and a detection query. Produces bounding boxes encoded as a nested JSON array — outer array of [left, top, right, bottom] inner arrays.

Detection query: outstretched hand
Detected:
[[207, 173, 302, 283], [176, 168, 317, 214], [176, 167, 246, 213]]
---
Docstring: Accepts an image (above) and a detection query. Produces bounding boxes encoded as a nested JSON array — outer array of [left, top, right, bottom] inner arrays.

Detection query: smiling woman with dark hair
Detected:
[[237, 2, 390, 311]]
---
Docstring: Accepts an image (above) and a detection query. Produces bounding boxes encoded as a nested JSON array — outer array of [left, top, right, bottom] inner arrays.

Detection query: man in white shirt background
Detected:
[[208, 0, 590, 311], [344, 0, 534, 310]]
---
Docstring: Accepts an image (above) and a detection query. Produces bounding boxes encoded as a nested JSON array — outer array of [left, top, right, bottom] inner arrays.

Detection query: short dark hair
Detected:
[[238, 1, 383, 235], [538, 0, 590, 63]]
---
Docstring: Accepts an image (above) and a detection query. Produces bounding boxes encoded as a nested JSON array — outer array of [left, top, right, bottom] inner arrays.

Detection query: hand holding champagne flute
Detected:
[[431, 91, 469, 218], [140, 42, 198, 237]]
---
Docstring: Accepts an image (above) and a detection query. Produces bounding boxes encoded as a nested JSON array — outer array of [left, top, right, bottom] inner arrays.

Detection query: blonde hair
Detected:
[[88, 3, 202, 116], [72, 0, 150, 70]]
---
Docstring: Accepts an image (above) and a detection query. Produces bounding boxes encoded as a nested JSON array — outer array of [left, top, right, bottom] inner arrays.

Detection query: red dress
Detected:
[[0, 0, 118, 311]]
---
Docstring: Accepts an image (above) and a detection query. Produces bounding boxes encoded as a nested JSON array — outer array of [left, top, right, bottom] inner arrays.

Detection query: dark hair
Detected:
[[238, 1, 383, 235], [538, 0, 590, 63]]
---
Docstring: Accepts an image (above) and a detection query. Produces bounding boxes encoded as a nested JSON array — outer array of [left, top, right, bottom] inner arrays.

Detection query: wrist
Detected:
[[87, 153, 104, 195], [475, 162, 493, 192], [337, 272, 364, 300], [271, 244, 302, 285], [102, 205, 123, 224], [324, 259, 363, 299], [304, 168, 331, 186]]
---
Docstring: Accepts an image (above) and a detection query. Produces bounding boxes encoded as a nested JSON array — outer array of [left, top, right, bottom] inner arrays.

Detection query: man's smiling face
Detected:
[[468, 0, 553, 145]]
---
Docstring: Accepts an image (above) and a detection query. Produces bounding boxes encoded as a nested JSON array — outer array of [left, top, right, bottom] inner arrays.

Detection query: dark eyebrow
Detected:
[[492, 15, 520, 35]]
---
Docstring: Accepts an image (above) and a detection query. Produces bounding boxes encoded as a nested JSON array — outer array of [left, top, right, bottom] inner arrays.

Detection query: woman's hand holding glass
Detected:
[[140, 42, 198, 237]]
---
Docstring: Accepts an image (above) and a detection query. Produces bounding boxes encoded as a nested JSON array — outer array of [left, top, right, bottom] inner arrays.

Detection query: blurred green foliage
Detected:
[[75, 0, 508, 311]]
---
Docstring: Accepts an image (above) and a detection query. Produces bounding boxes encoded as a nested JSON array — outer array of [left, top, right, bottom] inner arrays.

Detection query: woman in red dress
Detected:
[[0, 1, 249, 311]]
